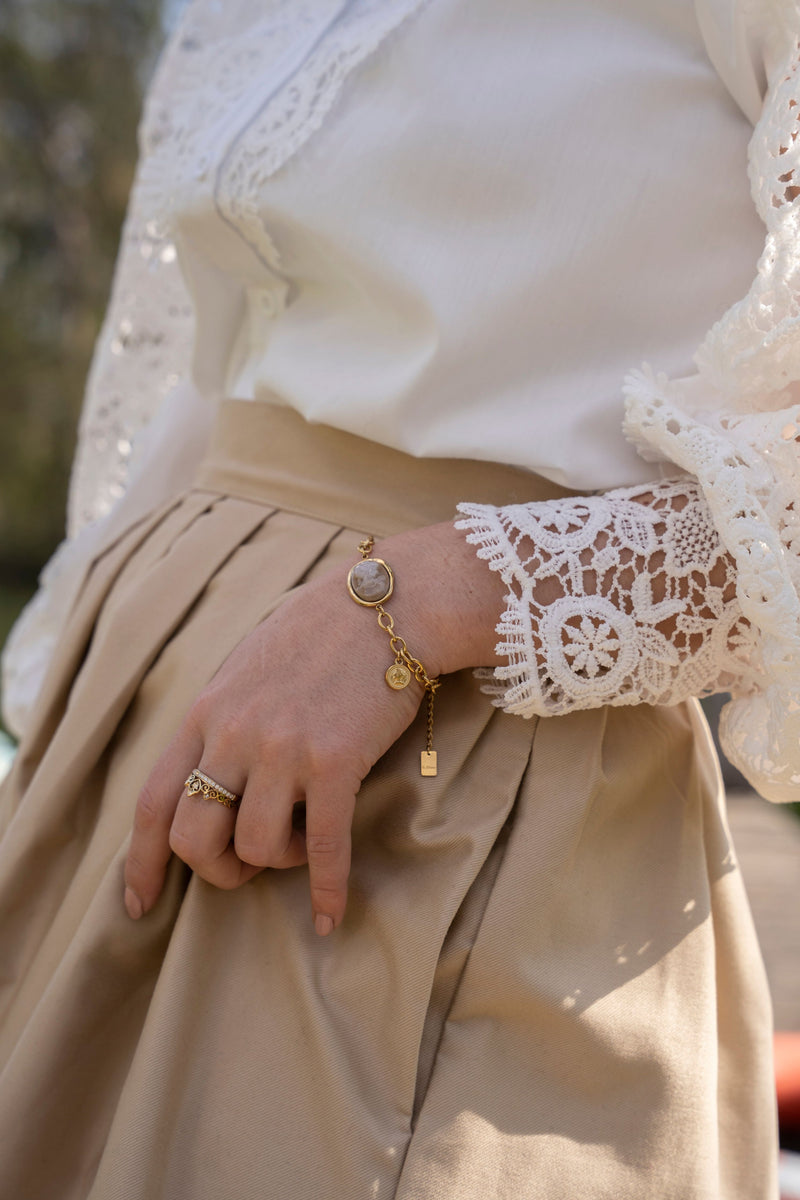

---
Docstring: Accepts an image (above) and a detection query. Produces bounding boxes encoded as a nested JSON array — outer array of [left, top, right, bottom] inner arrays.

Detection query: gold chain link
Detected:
[[425, 689, 435, 754], [375, 607, 439, 692], [355, 535, 440, 775]]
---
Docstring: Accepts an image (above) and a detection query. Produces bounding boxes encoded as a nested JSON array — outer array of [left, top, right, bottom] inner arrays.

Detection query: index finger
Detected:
[[124, 720, 203, 918], [304, 781, 356, 936]]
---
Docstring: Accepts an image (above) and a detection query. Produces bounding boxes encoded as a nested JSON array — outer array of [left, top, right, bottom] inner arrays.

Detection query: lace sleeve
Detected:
[[0, 13, 199, 738], [618, 3, 800, 803], [456, 478, 760, 718], [67, 17, 198, 535]]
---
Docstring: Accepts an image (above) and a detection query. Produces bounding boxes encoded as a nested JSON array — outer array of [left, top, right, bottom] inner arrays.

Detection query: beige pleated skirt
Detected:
[[0, 401, 778, 1199]]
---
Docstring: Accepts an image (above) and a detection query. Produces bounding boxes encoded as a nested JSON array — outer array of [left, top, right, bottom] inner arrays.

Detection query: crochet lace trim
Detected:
[[622, 12, 800, 801], [71, 0, 434, 530], [213, 0, 434, 272], [456, 479, 761, 717], [7, 0, 800, 806]]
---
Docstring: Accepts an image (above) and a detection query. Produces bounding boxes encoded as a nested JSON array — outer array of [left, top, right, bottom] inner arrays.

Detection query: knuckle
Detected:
[[190, 862, 228, 889], [188, 691, 215, 730], [235, 834, 292, 868], [305, 832, 346, 860], [306, 745, 362, 795], [255, 722, 297, 761], [185, 686, 214, 720], [135, 781, 163, 832], [306, 837, 350, 899], [168, 825, 201, 867], [310, 879, 344, 902], [255, 732, 291, 764], [307, 762, 341, 791], [234, 836, 270, 867], [306, 742, 348, 780], [191, 855, 254, 892], [210, 873, 244, 892], [206, 713, 249, 760]]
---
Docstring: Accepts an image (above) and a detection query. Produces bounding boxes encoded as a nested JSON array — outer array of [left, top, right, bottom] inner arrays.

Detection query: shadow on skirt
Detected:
[[0, 402, 777, 1199]]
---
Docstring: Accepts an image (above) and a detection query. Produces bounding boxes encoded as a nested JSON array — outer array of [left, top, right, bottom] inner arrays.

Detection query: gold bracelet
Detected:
[[347, 536, 440, 777]]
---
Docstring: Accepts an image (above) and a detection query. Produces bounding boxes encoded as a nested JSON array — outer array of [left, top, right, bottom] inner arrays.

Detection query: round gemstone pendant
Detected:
[[348, 557, 394, 606], [385, 662, 412, 690]]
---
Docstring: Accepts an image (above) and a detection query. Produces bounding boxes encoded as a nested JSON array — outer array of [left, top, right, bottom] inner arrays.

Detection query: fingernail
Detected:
[[124, 887, 143, 920], [315, 913, 333, 937]]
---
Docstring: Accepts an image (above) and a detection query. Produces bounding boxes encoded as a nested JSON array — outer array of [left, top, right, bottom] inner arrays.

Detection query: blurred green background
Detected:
[[0, 0, 176, 732]]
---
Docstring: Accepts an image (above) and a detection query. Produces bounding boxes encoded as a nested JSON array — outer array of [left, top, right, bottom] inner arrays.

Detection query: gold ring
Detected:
[[185, 768, 241, 809]]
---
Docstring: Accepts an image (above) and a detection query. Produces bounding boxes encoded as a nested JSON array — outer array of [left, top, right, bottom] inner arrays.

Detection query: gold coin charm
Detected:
[[385, 662, 412, 690]]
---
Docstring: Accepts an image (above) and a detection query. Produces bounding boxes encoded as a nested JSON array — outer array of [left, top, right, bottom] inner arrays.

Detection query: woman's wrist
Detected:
[[366, 520, 509, 677]]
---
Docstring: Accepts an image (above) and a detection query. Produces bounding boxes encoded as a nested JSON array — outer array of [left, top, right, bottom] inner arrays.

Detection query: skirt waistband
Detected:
[[193, 399, 569, 535]]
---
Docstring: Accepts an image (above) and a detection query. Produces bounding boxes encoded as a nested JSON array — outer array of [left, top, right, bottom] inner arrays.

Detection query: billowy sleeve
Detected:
[[1, 9, 211, 739], [458, 0, 800, 804]]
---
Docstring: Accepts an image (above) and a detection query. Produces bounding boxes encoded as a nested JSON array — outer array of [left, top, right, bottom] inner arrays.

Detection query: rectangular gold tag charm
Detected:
[[420, 751, 438, 777]]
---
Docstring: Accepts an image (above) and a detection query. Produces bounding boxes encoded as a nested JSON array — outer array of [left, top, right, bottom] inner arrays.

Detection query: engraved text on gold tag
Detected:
[[420, 750, 438, 777]]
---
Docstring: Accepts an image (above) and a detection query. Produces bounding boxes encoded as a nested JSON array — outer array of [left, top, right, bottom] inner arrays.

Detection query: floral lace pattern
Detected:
[[6, 0, 800, 808], [693, 13, 800, 404], [66, 214, 194, 535], [65, 0, 212, 534], [70, 0, 333, 534], [1, 0, 437, 735], [622, 8, 800, 801], [214, 0, 434, 270], [136, 0, 342, 270], [456, 480, 761, 718], [72, 0, 436, 527]]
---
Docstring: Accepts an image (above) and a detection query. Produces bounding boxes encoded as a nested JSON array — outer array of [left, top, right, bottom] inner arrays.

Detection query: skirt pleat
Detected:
[[0, 401, 777, 1199]]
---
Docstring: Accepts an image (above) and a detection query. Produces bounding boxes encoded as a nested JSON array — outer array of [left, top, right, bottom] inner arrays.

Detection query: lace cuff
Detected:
[[456, 478, 761, 719], [614, 14, 800, 803]]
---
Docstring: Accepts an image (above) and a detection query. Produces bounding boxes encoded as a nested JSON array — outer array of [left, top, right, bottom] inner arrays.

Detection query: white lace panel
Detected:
[[66, 217, 195, 536], [456, 479, 761, 719], [133, 0, 435, 273], [66, 4, 203, 535], [4, 0, 441, 737], [135, 0, 346, 270], [1, 10, 211, 736], [622, 7, 800, 802], [692, 13, 800, 405], [70, 0, 437, 526], [213, 0, 434, 270]]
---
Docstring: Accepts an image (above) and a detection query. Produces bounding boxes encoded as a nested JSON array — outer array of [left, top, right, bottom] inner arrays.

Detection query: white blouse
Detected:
[[4, 0, 800, 805], [154, 0, 763, 491]]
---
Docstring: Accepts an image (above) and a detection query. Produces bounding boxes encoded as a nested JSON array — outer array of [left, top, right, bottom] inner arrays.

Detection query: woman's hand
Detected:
[[123, 520, 507, 934]]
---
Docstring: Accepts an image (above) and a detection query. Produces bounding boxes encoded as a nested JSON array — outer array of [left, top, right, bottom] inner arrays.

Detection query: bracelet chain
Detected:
[[355, 536, 440, 773]]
